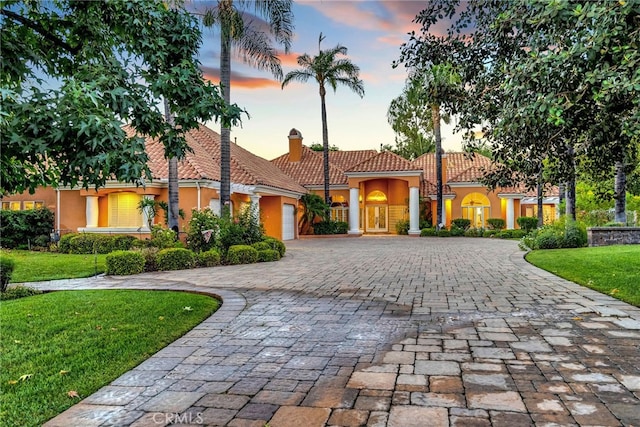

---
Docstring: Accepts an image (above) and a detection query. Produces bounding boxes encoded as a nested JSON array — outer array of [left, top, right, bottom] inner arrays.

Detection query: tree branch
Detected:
[[1, 8, 81, 54]]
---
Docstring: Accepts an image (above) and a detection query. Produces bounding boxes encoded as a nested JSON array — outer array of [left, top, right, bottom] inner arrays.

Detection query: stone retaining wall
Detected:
[[588, 227, 640, 247]]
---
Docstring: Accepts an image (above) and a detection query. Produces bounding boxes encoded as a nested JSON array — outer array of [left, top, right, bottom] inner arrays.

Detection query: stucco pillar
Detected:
[[348, 187, 361, 234], [142, 195, 155, 230], [250, 194, 261, 225], [85, 196, 99, 228], [506, 198, 515, 229], [442, 199, 447, 228], [409, 186, 420, 235]]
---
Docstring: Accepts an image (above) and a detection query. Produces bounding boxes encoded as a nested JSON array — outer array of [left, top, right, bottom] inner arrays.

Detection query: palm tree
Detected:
[[420, 64, 461, 229], [282, 33, 365, 205], [202, 0, 294, 217], [163, 97, 180, 234]]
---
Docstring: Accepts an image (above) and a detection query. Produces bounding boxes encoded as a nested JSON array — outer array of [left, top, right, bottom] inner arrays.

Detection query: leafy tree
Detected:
[[1, 0, 243, 196], [309, 143, 338, 152], [282, 33, 365, 205], [298, 193, 327, 235], [201, 0, 293, 217], [387, 73, 437, 160]]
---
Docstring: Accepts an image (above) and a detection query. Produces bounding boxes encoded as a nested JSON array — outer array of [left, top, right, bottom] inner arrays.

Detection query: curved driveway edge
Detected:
[[33, 237, 639, 426]]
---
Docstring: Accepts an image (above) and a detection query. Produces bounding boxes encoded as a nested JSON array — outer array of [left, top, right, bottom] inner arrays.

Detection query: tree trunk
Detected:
[[164, 98, 179, 234], [565, 147, 576, 221], [220, 19, 232, 218], [537, 168, 544, 227], [614, 160, 627, 224], [320, 85, 330, 207], [432, 104, 443, 229]]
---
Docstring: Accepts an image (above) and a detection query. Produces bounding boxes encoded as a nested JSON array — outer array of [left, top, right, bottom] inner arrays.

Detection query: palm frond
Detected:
[[282, 69, 314, 88], [236, 27, 282, 80]]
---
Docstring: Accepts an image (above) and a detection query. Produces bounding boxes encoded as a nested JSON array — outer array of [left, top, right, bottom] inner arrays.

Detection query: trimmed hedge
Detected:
[[59, 233, 136, 254], [106, 251, 145, 276], [156, 248, 197, 271], [262, 237, 286, 258], [136, 247, 160, 272], [487, 218, 506, 230], [1, 256, 16, 292], [251, 241, 271, 251], [451, 218, 471, 231], [517, 216, 538, 233], [226, 245, 258, 265], [0, 285, 42, 301], [257, 249, 281, 262], [0, 208, 54, 249], [198, 249, 221, 267], [420, 228, 436, 237], [313, 220, 348, 235]]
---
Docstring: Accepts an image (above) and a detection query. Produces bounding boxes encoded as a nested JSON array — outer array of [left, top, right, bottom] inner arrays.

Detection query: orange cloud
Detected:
[[201, 66, 280, 89]]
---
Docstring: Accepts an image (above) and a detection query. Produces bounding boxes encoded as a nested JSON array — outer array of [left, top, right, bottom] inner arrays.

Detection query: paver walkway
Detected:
[[37, 237, 640, 426]]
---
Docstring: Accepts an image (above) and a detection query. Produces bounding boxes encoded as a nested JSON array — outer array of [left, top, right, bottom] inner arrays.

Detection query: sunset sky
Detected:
[[191, 0, 463, 160]]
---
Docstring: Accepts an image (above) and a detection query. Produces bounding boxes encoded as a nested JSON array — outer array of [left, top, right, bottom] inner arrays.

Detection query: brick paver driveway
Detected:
[[41, 237, 640, 426]]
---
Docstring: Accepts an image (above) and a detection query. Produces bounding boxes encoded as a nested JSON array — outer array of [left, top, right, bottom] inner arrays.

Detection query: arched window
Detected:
[[365, 190, 387, 203], [461, 193, 491, 228]]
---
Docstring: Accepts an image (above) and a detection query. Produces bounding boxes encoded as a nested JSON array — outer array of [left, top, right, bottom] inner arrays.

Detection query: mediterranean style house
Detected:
[[1, 125, 559, 240]]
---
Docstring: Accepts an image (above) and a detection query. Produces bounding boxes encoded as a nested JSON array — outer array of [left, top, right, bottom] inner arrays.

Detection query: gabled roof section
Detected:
[[271, 145, 349, 186], [414, 152, 494, 185], [125, 124, 306, 194], [346, 150, 422, 174], [329, 150, 378, 171]]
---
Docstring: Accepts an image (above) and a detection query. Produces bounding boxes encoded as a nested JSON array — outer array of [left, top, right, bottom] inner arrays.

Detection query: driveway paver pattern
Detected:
[[36, 237, 640, 426]]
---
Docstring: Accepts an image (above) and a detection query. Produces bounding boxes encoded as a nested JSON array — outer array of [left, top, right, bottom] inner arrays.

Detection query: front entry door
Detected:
[[366, 205, 388, 232]]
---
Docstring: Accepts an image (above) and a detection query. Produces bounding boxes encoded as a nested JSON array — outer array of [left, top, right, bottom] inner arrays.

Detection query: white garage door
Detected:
[[282, 204, 295, 241]]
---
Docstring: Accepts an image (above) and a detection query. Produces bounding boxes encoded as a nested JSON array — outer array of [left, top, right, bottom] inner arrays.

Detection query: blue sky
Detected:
[[193, 0, 462, 160]]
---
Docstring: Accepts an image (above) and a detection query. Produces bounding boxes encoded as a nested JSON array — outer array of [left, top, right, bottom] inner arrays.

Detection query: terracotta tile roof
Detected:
[[271, 146, 350, 186], [414, 152, 494, 184], [346, 150, 423, 173], [124, 124, 306, 194], [329, 150, 378, 171]]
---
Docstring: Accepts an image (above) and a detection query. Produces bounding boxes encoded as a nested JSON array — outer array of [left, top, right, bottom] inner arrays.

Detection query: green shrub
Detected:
[[136, 247, 160, 272], [561, 221, 587, 248], [262, 237, 286, 257], [0, 208, 54, 249], [156, 248, 197, 271], [0, 285, 42, 301], [602, 221, 625, 227], [483, 230, 498, 237], [464, 228, 483, 237], [497, 229, 526, 239], [186, 208, 220, 253], [150, 226, 178, 249], [313, 220, 348, 235], [487, 218, 506, 230], [111, 235, 137, 251], [198, 249, 221, 267], [420, 228, 436, 237], [58, 232, 79, 253], [451, 218, 471, 231], [1, 256, 16, 292], [395, 219, 410, 235], [450, 226, 465, 236], [226, 245, 258, 265], [60, 233, 137, 254], [106, 251, 145, 275], [257, 249, 281, 262], [517, 216, 539, 233], [437, 229, 451, 237], [535, 228, 562, 249], [251, 241, 271, 251]]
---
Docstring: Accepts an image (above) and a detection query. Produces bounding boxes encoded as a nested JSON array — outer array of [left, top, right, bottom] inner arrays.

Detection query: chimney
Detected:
[[288, 128, 303, 162]]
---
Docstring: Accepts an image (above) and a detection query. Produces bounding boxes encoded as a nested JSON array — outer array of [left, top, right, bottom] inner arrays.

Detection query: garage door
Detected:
[[282, 204, 295, 241]]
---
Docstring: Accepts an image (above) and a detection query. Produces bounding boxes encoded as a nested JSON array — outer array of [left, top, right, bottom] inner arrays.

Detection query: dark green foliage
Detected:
[[298, 193, 328, 235], [218, 206, 264, 253], [486, 218, 506, 230], [449, 226, 465, 236], [451, 218, 471, 231], [464, 228, 483, 237], [149, 226, 178, 249], [1, 256, 16, 292], [313, 220, 348, 235], [561, 221, 588, 248], [517, 217, 539, 233], [226, 245, 258, 265], [0, 285, 42, 300], [262, 237, 286, 258], [156, 248, 196, 271], [0, 208, 54, 249], [395, 219, 410, 235], [436, 229, 451, 237], [58, 232, 78, 253], [105, 251, 145, 276], [495, 230, 526, 239], [483, 230, 498, 238], [136, 247, 160, 272], [420, 228, 436, 237], [197, 249, 221, 267], [186, 208, 220, 253], [112, 235, 138, 251], [251, 242, 271, 251], [534, 228, 562, 250], [257, 249, 281, 262], [520, 220, 588, 250], [62, 233, 136, 254]]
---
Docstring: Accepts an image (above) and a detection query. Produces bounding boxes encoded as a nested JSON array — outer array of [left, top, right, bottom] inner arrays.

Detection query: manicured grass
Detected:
[[526, 245, 640, 307], [0, 290, 219, 426], [1, 250, 107, 283]]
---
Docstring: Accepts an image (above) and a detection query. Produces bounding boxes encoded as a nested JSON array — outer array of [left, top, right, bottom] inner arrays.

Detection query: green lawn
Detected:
[[1, 250, 107, 283], [0, 290, 219, 426], [526, 245, 640, 307]]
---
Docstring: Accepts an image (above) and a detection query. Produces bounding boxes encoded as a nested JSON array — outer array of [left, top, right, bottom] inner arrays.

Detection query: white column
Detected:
[[250, 194, 261, 225], [506, 198, 515, 229], [409, 186, 420, 235], [348, 187, 361, 234], [142, 195, 155, 230], [85, 196, 99, 228]]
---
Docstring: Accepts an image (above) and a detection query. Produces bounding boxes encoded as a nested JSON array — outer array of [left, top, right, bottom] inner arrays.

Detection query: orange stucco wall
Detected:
[[259, 195, 299, 240]]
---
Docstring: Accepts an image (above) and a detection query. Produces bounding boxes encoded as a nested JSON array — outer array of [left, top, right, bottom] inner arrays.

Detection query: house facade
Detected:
[[2, 125, 559, 240]]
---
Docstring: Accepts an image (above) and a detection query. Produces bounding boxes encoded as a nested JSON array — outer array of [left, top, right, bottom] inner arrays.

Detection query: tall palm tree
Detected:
[[202, 0, 293, 217], [420, 64, 461, 229], [282, 33, 365, 205], [163, 97, 180, 234]]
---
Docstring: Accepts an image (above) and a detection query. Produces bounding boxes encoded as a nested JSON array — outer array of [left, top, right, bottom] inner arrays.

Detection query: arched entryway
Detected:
[[461, 193, 491, 228], [365, 190, 388, 232]]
